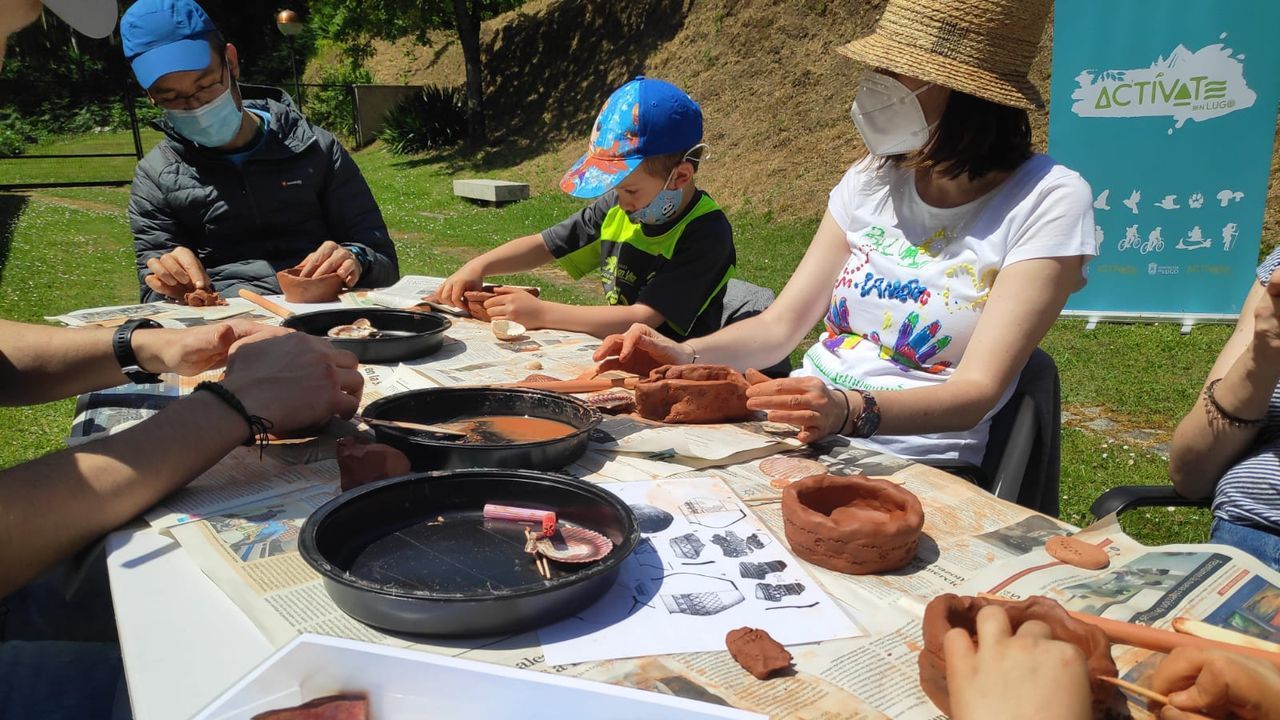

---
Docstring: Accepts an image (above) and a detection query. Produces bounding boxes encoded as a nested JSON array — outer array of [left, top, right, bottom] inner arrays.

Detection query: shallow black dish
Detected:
[[299, 469, 639, 636], [283, 308, 450, 363], [361, 387, 601, 471]]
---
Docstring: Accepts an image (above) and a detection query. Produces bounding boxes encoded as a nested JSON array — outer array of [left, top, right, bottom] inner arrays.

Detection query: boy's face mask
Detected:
[[626, 167, 684, 225], [849, 71, 936, 156], [164, 65, 243, 148]]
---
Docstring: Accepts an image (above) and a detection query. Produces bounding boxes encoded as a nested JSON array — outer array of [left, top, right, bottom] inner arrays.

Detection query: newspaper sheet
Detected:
[[538, 478, 866, 665], [365, 275, 446, 309], [144, 456, 339, 529], [593, 416, 802, 462], [48, 298, 273, 328]]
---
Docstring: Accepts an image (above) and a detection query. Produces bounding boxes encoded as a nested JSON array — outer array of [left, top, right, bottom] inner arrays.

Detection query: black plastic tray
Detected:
[[283, 308, 450, 363], [361, 387, 601, 471], [299, 469, 639, 636]]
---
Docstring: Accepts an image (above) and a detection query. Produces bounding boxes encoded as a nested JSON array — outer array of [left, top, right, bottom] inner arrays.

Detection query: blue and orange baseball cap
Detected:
[[560, 77, 704, 199], [121, 0, 218, 90]]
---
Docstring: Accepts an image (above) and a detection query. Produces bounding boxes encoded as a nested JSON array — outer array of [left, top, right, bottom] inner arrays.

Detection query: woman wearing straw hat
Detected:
[[596, 0, 1096, 470]]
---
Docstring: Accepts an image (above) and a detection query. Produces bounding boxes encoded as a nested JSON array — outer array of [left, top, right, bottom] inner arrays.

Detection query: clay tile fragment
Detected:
[[251, 693, 368, 720], [634, 364, 752, 424], [726, 627, 793, 680], [782, 474, 924, 574], [1046, 535, 1110, 570], [277, 266, 345, 303], [918, 594, 1120, 718], [336, 437, 412, 491]]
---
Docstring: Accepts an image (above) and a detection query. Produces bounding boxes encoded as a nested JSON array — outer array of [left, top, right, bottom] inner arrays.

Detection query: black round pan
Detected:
[[361, 387, 601, 471], [299, 469, 639, 636], [283, 308, 450, 363]]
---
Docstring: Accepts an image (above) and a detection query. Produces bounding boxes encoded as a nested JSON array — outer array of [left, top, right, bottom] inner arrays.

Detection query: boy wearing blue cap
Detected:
[[439, 77, 736, 340], [120, 0, 399, 303]]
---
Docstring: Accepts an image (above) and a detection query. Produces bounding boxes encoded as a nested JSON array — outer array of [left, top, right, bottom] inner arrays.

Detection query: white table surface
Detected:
[[107, 527, 275, 719]]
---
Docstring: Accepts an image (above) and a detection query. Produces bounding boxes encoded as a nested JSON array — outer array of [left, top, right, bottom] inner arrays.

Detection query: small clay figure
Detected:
[[181, 288, 226, 307], [918, 594, 1120, 718], [781, 474, 924, 574], [725, 627, 793, 680], [1045, 535, 1110, 570], [336, 437, 412, 491], [277, 266, 345, 303], [635, 364, 752, 424]]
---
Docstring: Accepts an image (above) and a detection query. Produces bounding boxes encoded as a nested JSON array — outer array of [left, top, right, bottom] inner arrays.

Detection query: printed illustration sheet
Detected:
[[538, 477, 866, 665]]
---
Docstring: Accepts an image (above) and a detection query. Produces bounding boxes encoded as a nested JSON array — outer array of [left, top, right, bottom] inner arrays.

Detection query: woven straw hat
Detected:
[[838, 0, 1050, 110]]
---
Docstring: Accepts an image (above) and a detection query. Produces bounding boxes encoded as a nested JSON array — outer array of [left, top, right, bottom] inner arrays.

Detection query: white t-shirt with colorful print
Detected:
[[794, 153, 1096, 465]]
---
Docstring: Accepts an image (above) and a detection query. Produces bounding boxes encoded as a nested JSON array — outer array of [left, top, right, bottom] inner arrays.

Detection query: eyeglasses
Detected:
[[150, 58, 231, 111]]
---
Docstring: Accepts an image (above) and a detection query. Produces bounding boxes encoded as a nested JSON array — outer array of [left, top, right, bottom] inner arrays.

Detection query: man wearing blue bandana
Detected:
[[120, 0, 399, 303], [438, 77, 737, 340]]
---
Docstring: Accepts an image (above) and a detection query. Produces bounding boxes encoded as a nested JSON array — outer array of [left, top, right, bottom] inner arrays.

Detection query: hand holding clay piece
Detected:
[[336, 437, 412, 491], [725, 627, 793, 680], [181, 288, 226, 307], [463, 285, 539, 322], [919, 594, 1120, 718], [635, 364, 752, 424], [277, 266, 345, 303], [782, 474, 924, 574], [1046, 535, 1110, 570]]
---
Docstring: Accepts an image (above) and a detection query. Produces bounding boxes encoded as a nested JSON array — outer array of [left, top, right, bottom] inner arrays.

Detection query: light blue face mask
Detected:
[[164, 70, 243, 148], [626, 174, 684, 226]]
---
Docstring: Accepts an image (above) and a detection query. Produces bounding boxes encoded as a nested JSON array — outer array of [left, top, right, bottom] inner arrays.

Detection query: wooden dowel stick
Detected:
[[237, 289, 294, 319], [1095, 676, 1213, 720]]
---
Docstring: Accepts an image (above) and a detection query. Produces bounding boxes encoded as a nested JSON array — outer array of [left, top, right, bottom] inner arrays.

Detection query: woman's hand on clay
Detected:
[[133, 319, 291, 377], [144, 247, 211, 299], [744, 377, 849, 444], [1150, 647, 1280, 720], [944, 605, 1092, 720], [594, 323, 692, 370]]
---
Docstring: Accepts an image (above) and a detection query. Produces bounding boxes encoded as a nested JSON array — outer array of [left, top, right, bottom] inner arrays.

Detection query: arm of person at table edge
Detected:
[[130, 162, 211, 303], [0, 330, 362, 597], [597, 210, 1086, 442], [1168, 270, 1280, 498]]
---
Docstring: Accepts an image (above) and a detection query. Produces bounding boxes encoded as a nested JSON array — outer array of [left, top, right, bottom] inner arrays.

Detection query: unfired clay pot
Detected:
[[781, 474, 924, 574], [276, 266, 345, 303], [336, 437, 412, 491], [635, 364, 752, 424], [918, 594, 1120, 718]]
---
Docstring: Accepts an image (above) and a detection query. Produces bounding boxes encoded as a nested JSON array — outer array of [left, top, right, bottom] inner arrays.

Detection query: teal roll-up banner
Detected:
[[1049, 0, 1280, 319]]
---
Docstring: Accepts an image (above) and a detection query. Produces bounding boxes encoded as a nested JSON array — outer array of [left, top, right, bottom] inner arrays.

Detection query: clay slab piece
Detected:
[[251, 693, 368, 719], [1046, 535, 1110, 570], [918, 594, 1120, 718], [725, 626, 793, 680], [182, 288, 226, 307], [463, 285, 540, 322], [635, 364, 752, 424], [277, 266, 345, 303], [782, 474, 924, 574], [336, 437, 411, 491], [759, 456, 828, 485]]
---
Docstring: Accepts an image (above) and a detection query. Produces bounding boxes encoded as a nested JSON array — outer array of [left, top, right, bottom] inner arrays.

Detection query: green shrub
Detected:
[[0, 126, 25, 157], [305, 62, 372, 143], [377, 85, 467, 155]]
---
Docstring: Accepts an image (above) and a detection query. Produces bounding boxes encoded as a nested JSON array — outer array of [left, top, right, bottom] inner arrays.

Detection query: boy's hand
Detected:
[[1150, 647, 1280, 720], [944, 605, 1092, 720], [745, 377, 848, 443], [484, 287, 545, 328], [439, 263, 485, 308]]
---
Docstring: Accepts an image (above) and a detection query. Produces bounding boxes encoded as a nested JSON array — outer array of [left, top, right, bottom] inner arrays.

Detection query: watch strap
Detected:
[[113, 318, 163, 384], [850, 389, 881, 438]]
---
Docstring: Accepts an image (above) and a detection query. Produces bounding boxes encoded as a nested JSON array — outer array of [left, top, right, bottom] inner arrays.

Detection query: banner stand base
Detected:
[[1063, 310, 1235, 335]]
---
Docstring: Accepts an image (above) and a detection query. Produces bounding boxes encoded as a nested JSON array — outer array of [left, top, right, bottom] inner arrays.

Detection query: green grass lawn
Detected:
[[0, 131, 1232, 546]]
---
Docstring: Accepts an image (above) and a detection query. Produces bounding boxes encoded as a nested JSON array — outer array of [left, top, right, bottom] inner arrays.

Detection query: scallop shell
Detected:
[[327, 318, 380, 339], [491, 319, 527, 340], [535, 525, 613, 563], [759, 456, 828, 482]]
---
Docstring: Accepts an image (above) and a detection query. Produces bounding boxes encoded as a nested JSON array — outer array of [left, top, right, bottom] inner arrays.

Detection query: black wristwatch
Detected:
[[342, 243, 371, 275], [113, 318, 163, 384], [850, 389, 881, 438]]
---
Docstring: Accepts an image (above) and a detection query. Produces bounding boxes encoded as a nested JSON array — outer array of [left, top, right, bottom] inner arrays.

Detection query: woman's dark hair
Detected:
[[886, 90, 1032, 181]]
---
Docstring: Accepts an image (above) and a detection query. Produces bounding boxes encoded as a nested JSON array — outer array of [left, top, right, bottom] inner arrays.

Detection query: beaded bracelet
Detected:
[[1204, 378, 1266, 428], [194, 381, 274, 450]]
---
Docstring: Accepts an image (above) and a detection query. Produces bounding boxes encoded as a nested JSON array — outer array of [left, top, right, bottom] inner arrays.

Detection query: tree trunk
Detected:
[[451, 0, 487, 147]]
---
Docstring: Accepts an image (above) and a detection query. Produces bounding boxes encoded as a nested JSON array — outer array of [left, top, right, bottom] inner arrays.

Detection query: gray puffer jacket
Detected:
[[129, 99, 399, 302]]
